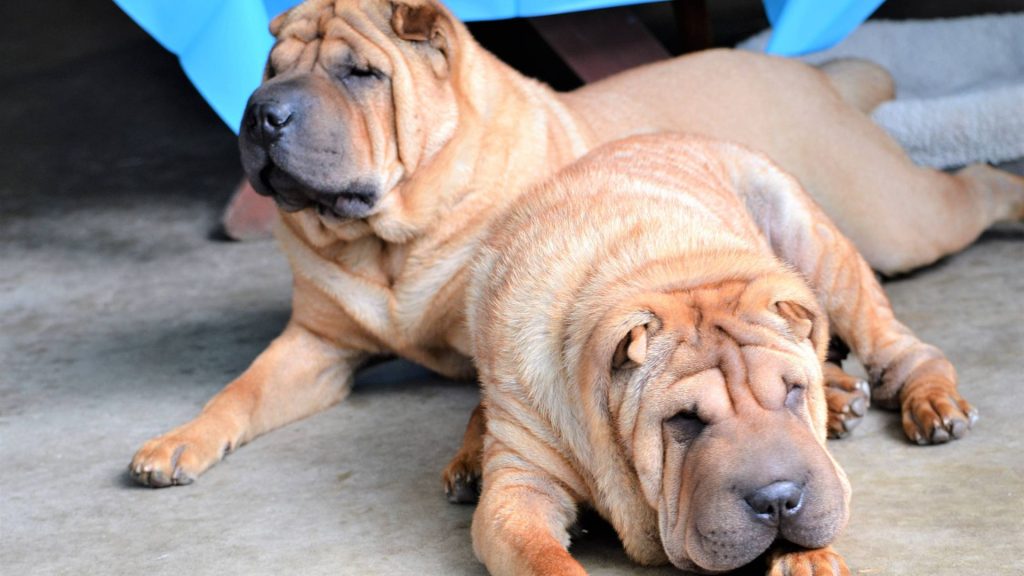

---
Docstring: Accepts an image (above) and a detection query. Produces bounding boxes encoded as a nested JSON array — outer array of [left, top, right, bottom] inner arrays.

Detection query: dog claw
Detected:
[[825, 372, 870, 440], [130, 428, 228, 487], [930, 425, 950, 444], [950, 419, 967, 439], [848, 396, 867, 417]]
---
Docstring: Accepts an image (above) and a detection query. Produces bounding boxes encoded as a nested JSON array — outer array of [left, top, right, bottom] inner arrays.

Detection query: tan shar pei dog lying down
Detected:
[[130, 0, 1022, 500], [468, 132, 958, 575]]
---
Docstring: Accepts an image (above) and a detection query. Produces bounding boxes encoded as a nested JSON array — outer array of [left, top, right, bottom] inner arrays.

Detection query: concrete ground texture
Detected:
[[2, 2, 1022, 575]]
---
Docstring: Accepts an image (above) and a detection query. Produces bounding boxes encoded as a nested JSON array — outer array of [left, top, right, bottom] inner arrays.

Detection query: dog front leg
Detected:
[[473, 446, 586, 576], [728, 147, 976, 444], [130, 321, 364, 486], [781, 211, 975, 444]]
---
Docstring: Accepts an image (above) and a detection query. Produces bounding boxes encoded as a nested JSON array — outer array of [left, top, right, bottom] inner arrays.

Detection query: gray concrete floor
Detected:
[[2, 2, 1023, 575]]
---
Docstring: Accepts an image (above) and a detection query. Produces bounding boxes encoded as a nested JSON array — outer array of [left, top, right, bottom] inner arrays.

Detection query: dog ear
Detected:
[[612, 325, 649, 370], [391, 2, 451, 52], [269, 10, 288, 36], [775, 299, 830, 360], [775, 301, 814, 341]]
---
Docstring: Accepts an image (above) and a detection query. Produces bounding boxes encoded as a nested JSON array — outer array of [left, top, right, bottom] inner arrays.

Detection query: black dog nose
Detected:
[[745, 481, 804, 525], [248, 101, 293, 144]]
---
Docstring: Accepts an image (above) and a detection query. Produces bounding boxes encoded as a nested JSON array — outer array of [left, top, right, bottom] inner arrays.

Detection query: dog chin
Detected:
[[249, 164, 380, 220], [660, 513, 773, 575], [665, 545, 765, 575]]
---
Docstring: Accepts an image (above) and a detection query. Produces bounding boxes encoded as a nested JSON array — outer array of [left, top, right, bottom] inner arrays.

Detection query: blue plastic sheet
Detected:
[[114, 0, 277, 132], [763, 0, 885, 56], [113, 0, 883, 132]]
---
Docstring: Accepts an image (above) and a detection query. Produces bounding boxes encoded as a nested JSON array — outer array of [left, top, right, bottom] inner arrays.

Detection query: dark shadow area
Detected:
[[352, 359, 477, 401], [0, 1, 240, 253], [116, 468, 150, 490], [974, 225, 1024, 243], [878, 254, 953, 284], [468, 19, 583, 91]]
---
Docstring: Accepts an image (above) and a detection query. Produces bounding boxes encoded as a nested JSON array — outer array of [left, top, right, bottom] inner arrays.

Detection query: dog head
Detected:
[[585, 272, 850, 573], [239, 0, 463, 233]]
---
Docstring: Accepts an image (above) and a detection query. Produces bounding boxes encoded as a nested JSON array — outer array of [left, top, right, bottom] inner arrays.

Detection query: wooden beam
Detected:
[[529, 7, 670, 84]]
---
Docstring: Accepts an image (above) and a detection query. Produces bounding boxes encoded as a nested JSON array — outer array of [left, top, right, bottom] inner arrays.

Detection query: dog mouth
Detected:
[[319, 187, 378, 219], [254, 163, 378, 219]]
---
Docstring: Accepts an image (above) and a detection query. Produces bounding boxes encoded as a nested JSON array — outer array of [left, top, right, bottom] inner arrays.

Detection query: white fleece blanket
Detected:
[[738, 14, 1024, 168]]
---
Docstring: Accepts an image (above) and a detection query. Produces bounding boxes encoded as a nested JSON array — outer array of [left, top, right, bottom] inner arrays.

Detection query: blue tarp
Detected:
[[113, 0, 883, 132], [763, 0, 885, 55]]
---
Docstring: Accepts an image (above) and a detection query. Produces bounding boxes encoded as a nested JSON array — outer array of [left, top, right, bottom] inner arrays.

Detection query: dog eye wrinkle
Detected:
[[665, 409, 706, 443]]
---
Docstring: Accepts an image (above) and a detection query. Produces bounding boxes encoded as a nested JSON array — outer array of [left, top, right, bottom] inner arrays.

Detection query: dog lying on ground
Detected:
[[469, 133, 967, 575], [129, 0, 1021, 489]]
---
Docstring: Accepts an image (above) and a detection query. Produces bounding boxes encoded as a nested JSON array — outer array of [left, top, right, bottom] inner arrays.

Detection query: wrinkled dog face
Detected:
[[239, 0, 459, 222], [600, 277, 850, 573]]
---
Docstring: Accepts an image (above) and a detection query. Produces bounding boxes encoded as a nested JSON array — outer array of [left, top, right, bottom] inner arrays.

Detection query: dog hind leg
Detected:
[[812, 60, 1024, 274]]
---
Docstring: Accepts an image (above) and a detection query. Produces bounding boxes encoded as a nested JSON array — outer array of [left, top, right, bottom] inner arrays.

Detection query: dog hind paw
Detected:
[[441, 453, 481, 504]]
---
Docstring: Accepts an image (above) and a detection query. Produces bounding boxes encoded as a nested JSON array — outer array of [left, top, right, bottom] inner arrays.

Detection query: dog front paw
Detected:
[[129, 421, 234, 487], [901, 384, 977, 445], [824, 364, 870, 439], [767, 545, 849, 576]]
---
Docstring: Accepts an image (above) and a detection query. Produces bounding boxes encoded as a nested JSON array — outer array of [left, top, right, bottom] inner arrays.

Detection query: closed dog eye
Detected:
[[338, 64, 385, 86], [784, 379, 805, 410], [346, 66, 379, 79], [665, 410, 706, 445]]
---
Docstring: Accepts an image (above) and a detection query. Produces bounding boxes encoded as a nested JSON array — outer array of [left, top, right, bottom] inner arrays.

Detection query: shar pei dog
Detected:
[[130, 0, 1021, 489], [468, 133, 960, 575]]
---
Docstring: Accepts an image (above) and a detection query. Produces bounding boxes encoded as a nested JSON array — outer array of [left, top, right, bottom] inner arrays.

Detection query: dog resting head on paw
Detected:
[[595, 278, 849, 572], [469, 134, 851, 574]]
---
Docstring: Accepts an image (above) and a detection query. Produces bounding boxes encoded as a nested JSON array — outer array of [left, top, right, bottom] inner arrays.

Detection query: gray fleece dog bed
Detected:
[[738, 13, 1024, 168]]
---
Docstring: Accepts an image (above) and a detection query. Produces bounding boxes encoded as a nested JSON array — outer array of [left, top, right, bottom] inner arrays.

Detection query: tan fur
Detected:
[[768, 545, 851, 576], [131, 0, 1008, 487], [818, 58, 895, 114], [469, 134, 969, 575]]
